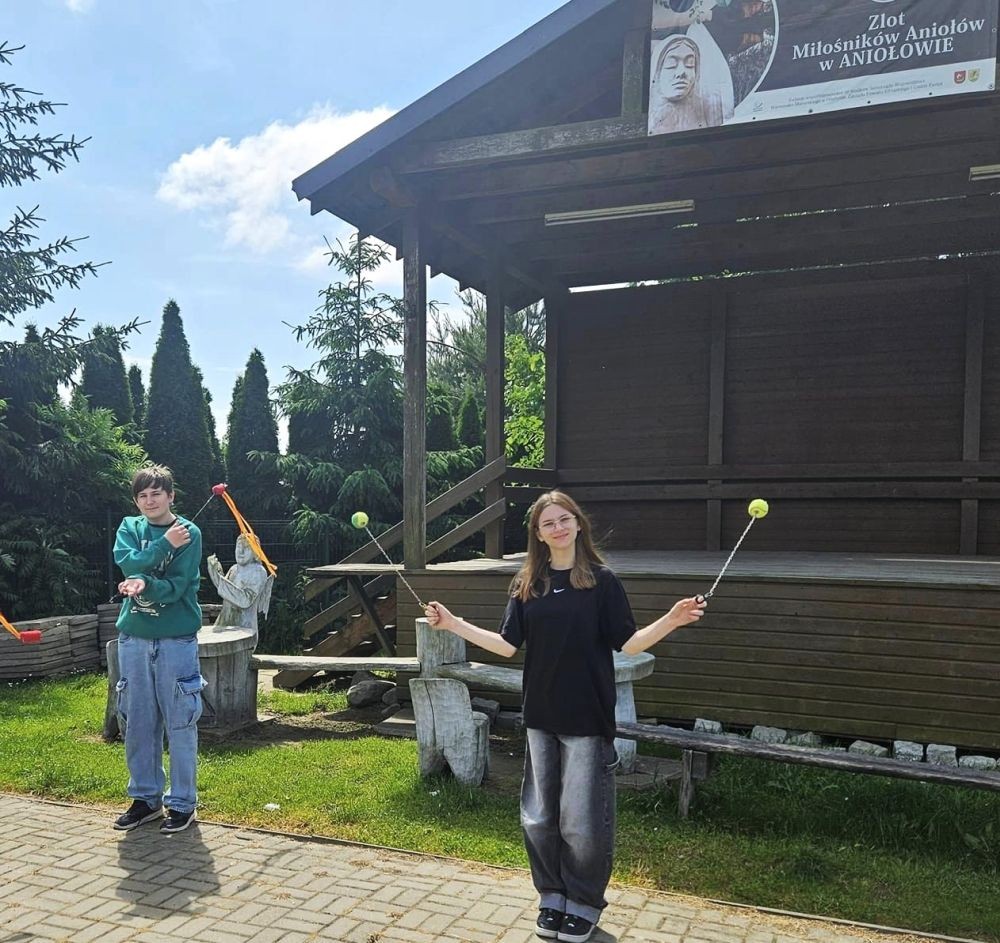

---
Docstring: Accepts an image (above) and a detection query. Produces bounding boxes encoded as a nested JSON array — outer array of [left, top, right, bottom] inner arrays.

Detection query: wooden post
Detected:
[[544, 294, 562, 471], [961, 270, 985, 555], [485, 260, 506, 559], [415, 616, 466, 676], [706, 289, 727, 550], [622, 0, 651, 117], [403, 212, 428, 569]]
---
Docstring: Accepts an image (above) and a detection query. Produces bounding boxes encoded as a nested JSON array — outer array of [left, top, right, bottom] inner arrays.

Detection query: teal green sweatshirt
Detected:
[[114, 515, 203, 638]]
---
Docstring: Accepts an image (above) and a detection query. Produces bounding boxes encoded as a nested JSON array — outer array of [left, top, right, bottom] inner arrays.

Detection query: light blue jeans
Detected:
[[522, 728, 619, 924], [116, 634, 205, 814]]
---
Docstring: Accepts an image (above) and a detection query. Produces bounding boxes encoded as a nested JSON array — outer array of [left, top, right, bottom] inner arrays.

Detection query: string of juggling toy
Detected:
[[697, 498, 769, 603], [350, 511, 426, 608]]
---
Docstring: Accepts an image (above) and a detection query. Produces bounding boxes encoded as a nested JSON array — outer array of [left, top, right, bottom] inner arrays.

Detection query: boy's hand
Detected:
[[165, 522, 191, 548], [118, 577, 147, 597]]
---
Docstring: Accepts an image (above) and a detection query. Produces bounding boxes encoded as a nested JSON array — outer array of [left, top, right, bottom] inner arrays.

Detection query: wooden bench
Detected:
[[414, 618, 653, 775], [616, 722, 1000, 817]]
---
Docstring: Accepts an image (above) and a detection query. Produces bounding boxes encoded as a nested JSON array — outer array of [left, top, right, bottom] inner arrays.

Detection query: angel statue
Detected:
[[206, 534, 274, 635]]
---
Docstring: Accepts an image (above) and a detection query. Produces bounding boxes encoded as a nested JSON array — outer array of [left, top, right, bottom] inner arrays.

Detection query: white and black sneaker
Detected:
[[558, 914, 595, 943], [536, 907, 563, 939], [160, 808, 196, 834], [113, 800, 163, 831]]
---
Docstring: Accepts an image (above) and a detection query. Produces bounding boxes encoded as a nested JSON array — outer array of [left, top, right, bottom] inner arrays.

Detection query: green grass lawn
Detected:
[[2, 674, 999, 939]]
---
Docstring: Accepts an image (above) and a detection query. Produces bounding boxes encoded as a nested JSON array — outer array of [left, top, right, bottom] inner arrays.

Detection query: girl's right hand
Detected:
[[425, 601, 454, 631]]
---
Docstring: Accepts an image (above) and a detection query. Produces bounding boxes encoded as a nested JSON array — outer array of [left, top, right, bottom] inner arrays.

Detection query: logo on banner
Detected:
[[969, 69, 981, 83], [955, 70, 967, 84]]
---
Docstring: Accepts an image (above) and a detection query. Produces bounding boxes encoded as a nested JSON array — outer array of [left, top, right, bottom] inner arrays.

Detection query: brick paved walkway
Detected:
[[0, 794, 923, 943]]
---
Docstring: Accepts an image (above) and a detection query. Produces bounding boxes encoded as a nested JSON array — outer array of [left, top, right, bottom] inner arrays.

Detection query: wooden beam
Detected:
[[621, 0, 651, 117], [465, 152, 984, 233], [961, 271, 986, 555], [400, 115, 648, 173], [402, 211, 427, 569], [544, 294, 562, 470], [415, 101, 1000, 203], [485, 259, 506, 559]]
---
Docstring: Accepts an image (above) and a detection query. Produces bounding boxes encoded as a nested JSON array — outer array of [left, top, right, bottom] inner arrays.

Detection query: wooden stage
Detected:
[[312, 551, 1000, 752], [311, 550, 1000, 590]]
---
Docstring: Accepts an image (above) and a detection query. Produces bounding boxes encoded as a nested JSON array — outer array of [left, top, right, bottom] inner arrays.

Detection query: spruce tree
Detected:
[[427, 381, 458, 451], [194, 367, 227, 488], [80, 324, 134, 426], [128, 364, 145, 428], [456, 386, 484, 448], [226, 349, 282, 516], [144, 300, 214, 506]]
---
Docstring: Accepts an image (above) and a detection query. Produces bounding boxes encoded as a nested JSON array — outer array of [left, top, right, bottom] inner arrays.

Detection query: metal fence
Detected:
[[80, 513, 326, 600]]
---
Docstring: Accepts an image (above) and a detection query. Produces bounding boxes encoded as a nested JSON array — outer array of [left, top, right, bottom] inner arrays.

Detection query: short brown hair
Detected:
[[131, 464, 175, 499]]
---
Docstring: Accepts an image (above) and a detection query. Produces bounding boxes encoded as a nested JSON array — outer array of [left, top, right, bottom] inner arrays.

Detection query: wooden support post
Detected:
[[622, 0, 651, 117], [403, 212, 428, 569], [485, 260, 506, 559], [706, 289, 727, 551], [961, 271, 985, 555], [544, 294, 562, 470], [678, 749, 696, 818]]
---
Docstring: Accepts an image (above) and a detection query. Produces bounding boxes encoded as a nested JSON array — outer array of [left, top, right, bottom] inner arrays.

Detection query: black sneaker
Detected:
[[558, 914, 595, 943], [160, 808, 196, 834], [113, 800, 163, 831], [536, 907, 563, 939]]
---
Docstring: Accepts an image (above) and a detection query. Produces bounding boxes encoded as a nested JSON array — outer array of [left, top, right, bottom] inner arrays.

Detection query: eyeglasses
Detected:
[[538, 514, 576, 534]]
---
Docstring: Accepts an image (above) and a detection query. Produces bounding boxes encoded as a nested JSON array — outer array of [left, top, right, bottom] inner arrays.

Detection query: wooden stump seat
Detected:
[[409, 677, 490, 786]]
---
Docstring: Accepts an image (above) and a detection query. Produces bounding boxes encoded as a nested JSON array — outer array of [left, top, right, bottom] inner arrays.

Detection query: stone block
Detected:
[[750, 725, 787, 744], [892, 740, 924, 762], [926, 744, 958, 766]]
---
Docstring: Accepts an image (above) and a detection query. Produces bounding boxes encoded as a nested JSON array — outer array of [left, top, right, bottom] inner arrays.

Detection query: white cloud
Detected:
[[65, 0, 95, 11], [158, 105, 394, 256]]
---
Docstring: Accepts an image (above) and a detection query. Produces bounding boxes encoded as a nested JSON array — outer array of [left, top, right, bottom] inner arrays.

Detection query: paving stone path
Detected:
[[0, 794, 923, 943]]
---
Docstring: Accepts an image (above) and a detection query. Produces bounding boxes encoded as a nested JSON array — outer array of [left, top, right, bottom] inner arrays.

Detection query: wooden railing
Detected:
[[301, 456, 507, 638]]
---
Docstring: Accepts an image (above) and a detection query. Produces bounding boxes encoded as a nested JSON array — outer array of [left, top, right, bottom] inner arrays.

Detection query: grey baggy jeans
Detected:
[[522, 727, 619, 924]]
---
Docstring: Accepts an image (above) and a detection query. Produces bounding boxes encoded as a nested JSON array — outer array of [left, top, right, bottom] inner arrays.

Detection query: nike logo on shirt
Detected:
[[553, 588, 565, 593]]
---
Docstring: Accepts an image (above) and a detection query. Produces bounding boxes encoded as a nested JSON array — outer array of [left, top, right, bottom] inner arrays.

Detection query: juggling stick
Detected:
[[1, 611, 42, 645], [350, 511, 426, 608], [697, 498, 769, 602], [189, 482, 229, 523]]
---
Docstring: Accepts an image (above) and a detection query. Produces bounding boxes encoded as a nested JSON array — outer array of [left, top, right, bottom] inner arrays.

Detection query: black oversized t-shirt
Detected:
[[499, 565, 637, 739]]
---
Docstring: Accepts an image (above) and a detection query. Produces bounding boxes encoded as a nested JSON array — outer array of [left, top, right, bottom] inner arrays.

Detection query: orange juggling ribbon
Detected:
[[217, 488, 277, 578], [1, 610, 42, 645]]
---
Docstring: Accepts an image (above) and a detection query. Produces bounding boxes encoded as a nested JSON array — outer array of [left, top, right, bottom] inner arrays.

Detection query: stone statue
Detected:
[[206, 534, 274, 634]]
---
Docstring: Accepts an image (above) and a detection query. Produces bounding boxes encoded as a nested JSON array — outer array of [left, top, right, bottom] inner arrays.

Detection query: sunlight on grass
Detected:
[[2, 674, 999, 939]]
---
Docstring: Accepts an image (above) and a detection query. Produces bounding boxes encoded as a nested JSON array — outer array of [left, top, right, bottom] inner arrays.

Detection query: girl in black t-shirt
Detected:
[[426, 491, 705, 943]]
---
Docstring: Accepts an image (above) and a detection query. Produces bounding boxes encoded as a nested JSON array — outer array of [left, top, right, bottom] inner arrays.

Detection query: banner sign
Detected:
[[648, 1, 998, 137]]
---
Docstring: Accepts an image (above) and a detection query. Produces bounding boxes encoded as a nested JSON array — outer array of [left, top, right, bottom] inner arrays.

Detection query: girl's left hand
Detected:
[[668, 596, 706, 628]]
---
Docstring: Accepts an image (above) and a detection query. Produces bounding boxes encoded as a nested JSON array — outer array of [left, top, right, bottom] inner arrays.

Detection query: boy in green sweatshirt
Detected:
[[112, 465, 205, 834]]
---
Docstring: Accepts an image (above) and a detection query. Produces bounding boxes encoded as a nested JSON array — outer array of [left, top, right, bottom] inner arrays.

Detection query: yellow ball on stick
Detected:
[[747, 498, 769, 519], [351, 511, 369, 530]]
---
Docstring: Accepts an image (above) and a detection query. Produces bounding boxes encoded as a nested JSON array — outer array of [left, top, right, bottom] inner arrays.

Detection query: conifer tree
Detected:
[[128, 364, 145, 428], [427, 381, 458, 452], [226, 349, 282, 516], [194, 367, 227, 487], [144, 300, 214, 506], [80, 324, 134, 426], [456, 386, 484, 448]]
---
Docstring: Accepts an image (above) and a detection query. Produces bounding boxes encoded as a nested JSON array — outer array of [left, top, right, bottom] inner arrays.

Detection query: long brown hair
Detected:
[[510, 491, 606, 601]]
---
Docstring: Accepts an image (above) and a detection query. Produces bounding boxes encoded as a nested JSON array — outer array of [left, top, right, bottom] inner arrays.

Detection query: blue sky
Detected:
[[8, 0, 566, 437]]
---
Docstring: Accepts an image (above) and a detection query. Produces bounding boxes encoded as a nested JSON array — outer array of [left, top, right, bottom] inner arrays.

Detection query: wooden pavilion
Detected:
[[292, 0, 1000, 750]]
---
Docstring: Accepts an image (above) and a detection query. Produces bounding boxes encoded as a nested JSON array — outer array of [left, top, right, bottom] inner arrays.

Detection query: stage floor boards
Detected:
[[310, 550, 1000, 590]]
